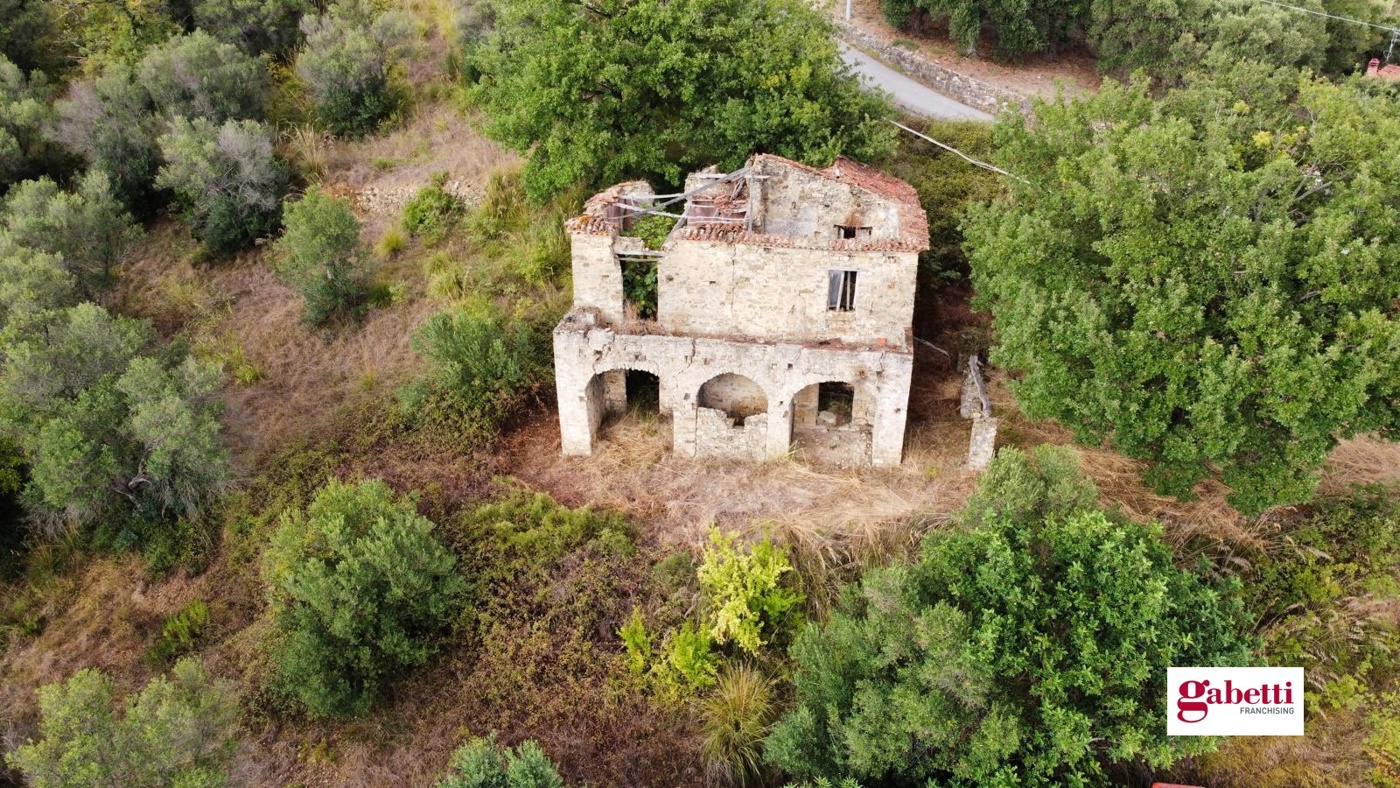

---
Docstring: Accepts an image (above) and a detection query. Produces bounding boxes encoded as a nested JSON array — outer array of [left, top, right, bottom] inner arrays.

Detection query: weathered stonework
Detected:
[[553, 154, 927, 467]]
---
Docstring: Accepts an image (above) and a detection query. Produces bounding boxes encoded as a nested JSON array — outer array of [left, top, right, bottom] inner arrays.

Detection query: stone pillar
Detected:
[[766, 400, 794, 459], [792, 384, 818, 427], [870, 398, 908, 467], [672, 402, 699, 458], [968, 415, 998, 470]]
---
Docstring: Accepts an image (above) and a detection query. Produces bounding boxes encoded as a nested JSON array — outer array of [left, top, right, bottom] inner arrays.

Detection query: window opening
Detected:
[[827, 270, 857, 312]]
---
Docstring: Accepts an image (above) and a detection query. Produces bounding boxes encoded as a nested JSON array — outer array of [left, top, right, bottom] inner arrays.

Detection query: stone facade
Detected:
[[553, 154, 927, 467]]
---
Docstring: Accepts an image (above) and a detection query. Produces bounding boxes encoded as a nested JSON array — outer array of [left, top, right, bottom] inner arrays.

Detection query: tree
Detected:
[[0, 304, 228, 530], [52, 64, 162, 210], [5, 658, 240, 787], [764, 447, 1255, 785], [137, 30, 268, 123], [917, 0, 1088, 61], [264, 479, 463, 718], [272, 186, 370, 325], [0, 54, 57, 190], [438, 735, 567, 788], [0, 239, 77, 329], [295, 0, 414, 137], [469, 0, 895, 202], [0, 0, 60, 74], [2, 170, 139, 297], [193, 0, 314, 60], [156, 116, 287, 256], [964, 69, 1400, 514]]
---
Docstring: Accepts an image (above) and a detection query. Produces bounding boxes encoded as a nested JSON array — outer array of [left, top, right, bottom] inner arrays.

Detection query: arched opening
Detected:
[[625, 369, 660, 413], [697, 373, 767, 426], [791, 380, 870, 466]]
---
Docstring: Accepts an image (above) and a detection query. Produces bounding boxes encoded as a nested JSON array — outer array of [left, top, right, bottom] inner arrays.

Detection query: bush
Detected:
[[295, 0, 414, 137], [156, 116, 288, 256], [264, 479, 463, 718], [698, 529, 803, 656], [1, 169, 139, 297], [5, 658, 239, 787], [273, 185, 370, 325], [402, 305, 548, 440], [52, 64, 161, 211], [764, 447, 1257, 785], [438, 735, 567, 788], [194, 0, 314, 59], [137, 30, 267, 123], [402, 175, 464, 242], [0, 241, 75, 331]]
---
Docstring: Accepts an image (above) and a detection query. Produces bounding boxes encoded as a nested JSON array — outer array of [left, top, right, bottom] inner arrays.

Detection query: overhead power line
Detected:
[[889, 120, 1028, 183], [1254, 0, 1399, 34]]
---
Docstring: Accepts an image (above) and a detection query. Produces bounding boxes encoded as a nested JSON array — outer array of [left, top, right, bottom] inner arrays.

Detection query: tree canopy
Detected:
[[964, 68, 1400, 513], [467, 0, 896, 202], [764, 447, 1255, 785]]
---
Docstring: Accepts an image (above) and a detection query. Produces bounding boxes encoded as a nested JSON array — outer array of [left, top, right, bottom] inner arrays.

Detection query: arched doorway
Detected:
[[697, 373, 767, 425], [791, 380, 870, 466], [694, 373, 769, 459]]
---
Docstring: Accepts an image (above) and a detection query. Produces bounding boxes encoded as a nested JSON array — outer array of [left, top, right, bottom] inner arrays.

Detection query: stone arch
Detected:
[[587, 362, 667, 423], [788, 378, 873, 466], [691, 372, 771, 460]]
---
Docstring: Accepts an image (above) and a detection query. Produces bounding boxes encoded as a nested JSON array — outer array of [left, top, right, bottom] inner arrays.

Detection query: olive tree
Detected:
[[156, 116, 287, 255], [295, 0, 414, 137], [52, 64, 161, 210], [194, 0, 314, 59], [137, 29, 268, 123], [0, 54, 56, 189], [273, 185, 371, 325]]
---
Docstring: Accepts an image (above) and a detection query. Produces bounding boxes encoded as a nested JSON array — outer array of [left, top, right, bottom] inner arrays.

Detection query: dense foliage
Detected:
[[0, 55, 58, 191], [468, 0, 896, 201], [966, 69, 1400, 513], [879, 0, 1393, 72], [765, 447, 1255, 785], [698, 529, 803, 656], [438, 735, 567, 788], [52, 65, 162, 211], [0, 304, 228, 532], [2, 171, 138, 298], [194, 0, 314, 59], [137, 30, 268, 124], [156, 117, 287, 256], [296, 0, 413, 137], [5, 658, 239, 787], [273, 186, 371, 325], [264, 479, 462, 718]]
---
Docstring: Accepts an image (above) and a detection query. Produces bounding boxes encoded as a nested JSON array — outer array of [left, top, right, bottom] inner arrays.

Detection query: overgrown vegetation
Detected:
[[467, 0, 896, 201], [766, 447, 1256, 784], [5, 658, 239, 787], [273, 185, 371, 325], [264, 479, 462, 718], [967, 69, 1400, 513], [438, 734, 567, 788]]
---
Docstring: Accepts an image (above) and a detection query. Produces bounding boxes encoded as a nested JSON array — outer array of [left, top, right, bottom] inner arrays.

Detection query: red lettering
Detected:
[[1245, 688, 1260, 703]]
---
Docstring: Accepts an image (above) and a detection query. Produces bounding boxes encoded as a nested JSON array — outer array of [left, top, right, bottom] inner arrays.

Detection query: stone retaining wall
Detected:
[[837, 21, 1032, 117]]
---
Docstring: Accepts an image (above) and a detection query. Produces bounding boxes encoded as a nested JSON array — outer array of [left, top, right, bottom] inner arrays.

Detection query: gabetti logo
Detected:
[[1167, 667, 1304, 736]]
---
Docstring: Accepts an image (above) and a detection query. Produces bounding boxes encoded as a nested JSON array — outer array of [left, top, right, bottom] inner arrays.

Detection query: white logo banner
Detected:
[[1167, 667, 1305, 736]]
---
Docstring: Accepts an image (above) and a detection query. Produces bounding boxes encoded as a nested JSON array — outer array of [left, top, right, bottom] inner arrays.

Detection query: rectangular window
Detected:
[[827, 270, 857, 312], [834, 225, 872, 240]]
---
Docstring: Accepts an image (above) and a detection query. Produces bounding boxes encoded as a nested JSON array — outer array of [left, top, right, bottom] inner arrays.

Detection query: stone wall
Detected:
[[658, 239, 917, 348], [696, 409, 769, 460], [754, 158, 905, 241], [836, 21, 1032, 118], [793, 425, 873, 467], [554, 310, 914, 466]]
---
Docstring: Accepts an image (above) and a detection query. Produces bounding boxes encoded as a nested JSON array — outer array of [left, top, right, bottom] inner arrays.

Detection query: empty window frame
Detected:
[[835, 225, 873, 240], [827, 269, 857, 312]]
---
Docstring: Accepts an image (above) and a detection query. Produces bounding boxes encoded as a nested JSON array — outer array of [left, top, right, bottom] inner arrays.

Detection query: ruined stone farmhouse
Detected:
[[553, 153, 928, 466]]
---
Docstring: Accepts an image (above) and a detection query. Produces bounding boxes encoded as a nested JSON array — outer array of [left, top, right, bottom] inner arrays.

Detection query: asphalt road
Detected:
[[840, 44, 994, 122]]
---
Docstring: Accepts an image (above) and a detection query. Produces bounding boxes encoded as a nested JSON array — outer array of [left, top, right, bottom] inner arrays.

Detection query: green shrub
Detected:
[[147, 599, 210, 664], [273, 185, 370, 325], [1, 170, 139, 298], [765, 447, 1257, 785], [698, 665, 776, 788], [5, 658, 239, 787], [52, 64, 162, 211], [438, 734, 566, 788], [401, 305, 548, 441], [402, 175, 464, 243], [623, 213, 674, 251], [264, 479, 463, 718], [619, 606, 652, 676], [136, 30, 267, 123], [698, 529, 803, 656]]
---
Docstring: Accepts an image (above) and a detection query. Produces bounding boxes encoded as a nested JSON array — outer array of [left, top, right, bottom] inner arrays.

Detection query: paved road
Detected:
[[840, 44, 993, 122]]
